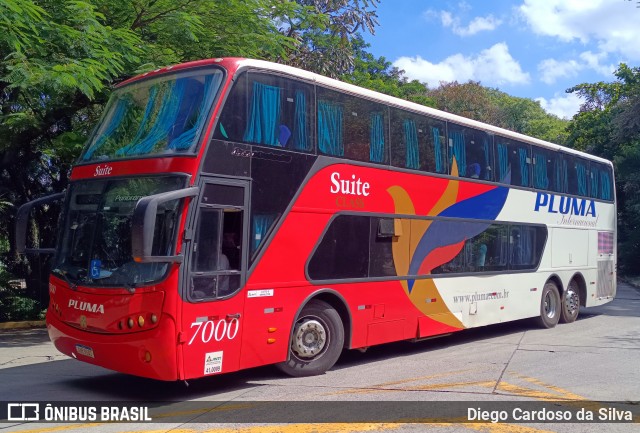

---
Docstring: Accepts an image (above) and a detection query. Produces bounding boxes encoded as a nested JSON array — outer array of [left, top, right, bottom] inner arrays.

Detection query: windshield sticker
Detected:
[[90, 259, 102, 279]]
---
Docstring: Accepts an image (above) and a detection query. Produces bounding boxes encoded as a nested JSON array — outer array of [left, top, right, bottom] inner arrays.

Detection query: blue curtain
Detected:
[[369, 112, 385, 163], [318, 100, 344, 156], [450, 131, 466, 176], [404, 119, 419, 169], [243, 82, 281, 146], [432, 127, 444, 173], [576, 163, 587, 195], [533, 153, 548, 189], [590, 168, 600, 199], [512, 227, 533, 265], [555, 159, 567, 192], [518, 149, 530, 187], [293, 90, 310, 151], [482, 138, 491, 180], [252, 214, 277, 251], [497, 143, 508, 182], [169, 75, 221, 150], [600, 171, 612, 200], [83, 96, 130, 160], [115, 85, 160, 156], [126, 79, 190, 155]]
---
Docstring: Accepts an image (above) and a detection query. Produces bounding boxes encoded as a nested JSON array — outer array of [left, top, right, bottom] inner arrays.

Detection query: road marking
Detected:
[[5, 424, 103, 433]]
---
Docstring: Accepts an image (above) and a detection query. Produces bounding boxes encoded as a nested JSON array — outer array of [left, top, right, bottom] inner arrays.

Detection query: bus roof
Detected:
[[117, 57, 612, 167]]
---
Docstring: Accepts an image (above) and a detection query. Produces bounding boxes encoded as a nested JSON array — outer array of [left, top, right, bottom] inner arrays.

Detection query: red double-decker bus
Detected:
[[16, 58, 616, 381]]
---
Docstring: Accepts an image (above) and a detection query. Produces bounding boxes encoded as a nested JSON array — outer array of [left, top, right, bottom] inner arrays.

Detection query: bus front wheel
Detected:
[[560, 280, 580, 323], [277, 299, 344, 377], [537, 281, 561, 329]]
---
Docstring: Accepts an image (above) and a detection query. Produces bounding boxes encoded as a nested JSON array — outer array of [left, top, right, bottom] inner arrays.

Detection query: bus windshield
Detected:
[[80, 68, 224, 162], [52, 176, 186, 288]]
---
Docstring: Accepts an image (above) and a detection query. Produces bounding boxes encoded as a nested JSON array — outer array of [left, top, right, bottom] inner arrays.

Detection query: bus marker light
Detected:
[[530, 288, 537, 291], [267, 339, 276, 344], [128, 318, 134, 328], [500, 306, 505, 310], [268, 327, 277, 333], [425, 298, 437, 303], [264, 308, 274, 314], [138, 316, 145, 327], [144, 351, 152, 363], [118, 321, 123, 330], [275, 307, 283, 313], [151, 314, 158, 324]]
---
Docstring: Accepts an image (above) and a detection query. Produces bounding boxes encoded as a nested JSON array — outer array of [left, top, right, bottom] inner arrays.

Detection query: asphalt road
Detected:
[[1, 282, 639, 433]]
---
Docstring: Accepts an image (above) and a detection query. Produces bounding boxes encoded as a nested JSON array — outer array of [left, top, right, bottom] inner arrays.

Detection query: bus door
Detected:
[[180, 178, 249, 379]]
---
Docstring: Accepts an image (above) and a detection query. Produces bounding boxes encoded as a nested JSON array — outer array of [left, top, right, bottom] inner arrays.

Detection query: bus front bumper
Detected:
[[47, 312, 179, 381]]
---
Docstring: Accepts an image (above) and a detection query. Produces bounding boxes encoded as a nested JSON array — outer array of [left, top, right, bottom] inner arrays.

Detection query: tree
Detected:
[[279, 0, 380, 77], [567, 64, 640, 275], [427, 81, 568, 144]]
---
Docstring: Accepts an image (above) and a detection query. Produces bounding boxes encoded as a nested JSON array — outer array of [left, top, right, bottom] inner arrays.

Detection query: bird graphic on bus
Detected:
[[387, 158, 509, 329]]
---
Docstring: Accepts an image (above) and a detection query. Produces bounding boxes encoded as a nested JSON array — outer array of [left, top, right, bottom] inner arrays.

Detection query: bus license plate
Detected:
[[75, 344, 95, 358]]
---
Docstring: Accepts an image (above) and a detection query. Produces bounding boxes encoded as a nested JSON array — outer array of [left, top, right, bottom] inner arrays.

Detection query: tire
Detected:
[[560, 280, 580, 323], [536, 281, 561, 329], [277, 299, 344, 377]]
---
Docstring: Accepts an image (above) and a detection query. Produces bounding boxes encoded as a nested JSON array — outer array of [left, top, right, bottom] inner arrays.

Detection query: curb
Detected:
[[0, 320, 46, 330]]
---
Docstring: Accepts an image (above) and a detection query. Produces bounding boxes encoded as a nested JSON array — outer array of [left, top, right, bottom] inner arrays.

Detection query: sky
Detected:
[[362, 0, 640, 119]]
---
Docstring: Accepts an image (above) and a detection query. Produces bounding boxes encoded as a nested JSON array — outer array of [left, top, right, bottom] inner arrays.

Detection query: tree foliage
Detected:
[[427, 81, 569, 144], [567, 64, 640, 274]]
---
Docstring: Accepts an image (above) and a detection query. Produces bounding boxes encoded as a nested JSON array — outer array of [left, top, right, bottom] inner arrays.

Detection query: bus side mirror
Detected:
[[131, 187, 199, 263], [15, 192, 66, 255]]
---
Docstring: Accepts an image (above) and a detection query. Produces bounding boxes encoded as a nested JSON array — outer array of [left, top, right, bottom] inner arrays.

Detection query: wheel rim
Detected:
[[544, 290, 558, 319], [292, 317, 328, 359], [564, 287, 579, 317]]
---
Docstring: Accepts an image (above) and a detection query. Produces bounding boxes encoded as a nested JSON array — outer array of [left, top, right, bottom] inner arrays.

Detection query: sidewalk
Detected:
[[0, 327, 66, 369]]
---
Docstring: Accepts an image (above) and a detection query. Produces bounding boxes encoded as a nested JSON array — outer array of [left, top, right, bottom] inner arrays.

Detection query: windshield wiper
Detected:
[[52, 268, 78, 291]]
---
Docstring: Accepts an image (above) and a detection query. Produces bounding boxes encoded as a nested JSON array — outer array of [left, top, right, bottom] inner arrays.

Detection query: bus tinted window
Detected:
[[309, 216, 547, 281], [509, 225, 547, 270], [308, 215, 370, 280], [431, 224, 509, 274], [532, 146, 566, 192], [82, 70, 223, 161], [250, 152, 316, 259], [495, 137, 531, 187], [590, 162, 614, 200], [317, 87, 388, 164], [447, 123, 494, 181], [214, 72, 314, 152], [369, 218, 396, 277], [564, 153, 590, 196], [390, 109, 447, 174]]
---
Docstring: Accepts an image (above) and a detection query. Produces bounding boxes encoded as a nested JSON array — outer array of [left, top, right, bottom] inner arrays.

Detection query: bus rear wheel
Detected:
[[277, 299, 344, 377], [560, 280, 580, 323], [536, 281, 561, 329]]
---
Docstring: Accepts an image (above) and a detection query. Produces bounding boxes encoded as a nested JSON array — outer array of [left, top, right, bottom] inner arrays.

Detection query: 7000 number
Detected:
[[188, 318, 239, 345]]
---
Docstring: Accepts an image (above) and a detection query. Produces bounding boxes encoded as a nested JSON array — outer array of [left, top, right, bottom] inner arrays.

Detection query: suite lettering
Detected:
[[534, 192, 596, 217], [330, 172, 370, 196], [330, 172, 369, 209], [93, 165, 113, 176]]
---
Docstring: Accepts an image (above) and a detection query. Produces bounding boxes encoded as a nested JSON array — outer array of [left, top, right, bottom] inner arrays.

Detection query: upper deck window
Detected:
[[80, 69, 224, 162]]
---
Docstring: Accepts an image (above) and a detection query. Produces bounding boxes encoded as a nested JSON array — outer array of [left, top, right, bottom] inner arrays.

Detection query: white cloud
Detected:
[[536, 93, 583, 119], [394, 43, 530, 87], [519, 0, 640, 60], [438, 11, 502, 36], [538, 51, 616, 84], [538, 58, 581, 84]]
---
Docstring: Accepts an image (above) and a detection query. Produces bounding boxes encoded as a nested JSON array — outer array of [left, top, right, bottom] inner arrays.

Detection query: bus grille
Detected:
[[597, 260, 615, 298]]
